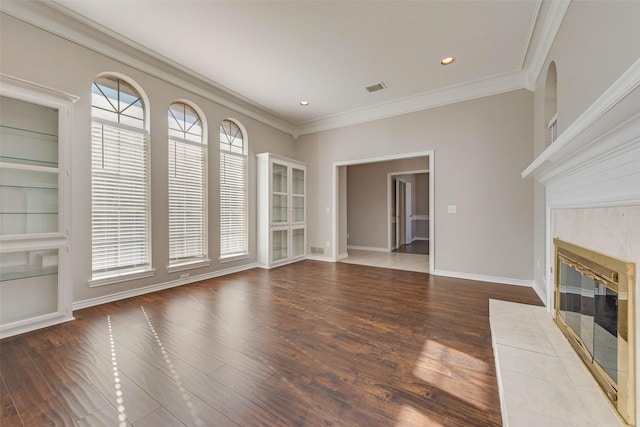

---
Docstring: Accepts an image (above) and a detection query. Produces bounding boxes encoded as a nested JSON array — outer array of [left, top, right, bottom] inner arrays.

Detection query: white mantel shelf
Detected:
[[522, 58, 640, 209]]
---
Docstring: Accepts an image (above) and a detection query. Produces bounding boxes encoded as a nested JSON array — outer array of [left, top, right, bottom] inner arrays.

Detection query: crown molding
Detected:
[[2, 0, 568, 138], [293, 70, 528, 138], [523, 0, 571, 90], [522, 57, 640, 180], [0, 1, 295, 136]]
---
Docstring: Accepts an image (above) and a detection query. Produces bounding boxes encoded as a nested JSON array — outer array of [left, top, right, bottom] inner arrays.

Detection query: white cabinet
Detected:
[[0, 74, 78, 338], [257, 153, 306, 268]]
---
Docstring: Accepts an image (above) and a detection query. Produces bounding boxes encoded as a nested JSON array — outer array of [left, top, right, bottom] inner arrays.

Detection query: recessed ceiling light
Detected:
[[300, 101, 309, 106], [441, 57, 455, 65]]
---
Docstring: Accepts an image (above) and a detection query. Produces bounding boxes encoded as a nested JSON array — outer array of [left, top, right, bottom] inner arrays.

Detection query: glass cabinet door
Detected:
[[291, 228, 305, 258], [0, 97, 59, 236], [291, 167, 305, 223], [271, 162, 288, 223], [0, 248, 59, 324], [272, 162, 288, 193], [271, 229, 288, 262]]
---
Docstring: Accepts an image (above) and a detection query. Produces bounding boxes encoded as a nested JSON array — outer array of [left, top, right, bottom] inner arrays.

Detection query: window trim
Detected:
[[219, 118, 249, 260], [167, 101, 208, 269], [90, 74, 153, 283]]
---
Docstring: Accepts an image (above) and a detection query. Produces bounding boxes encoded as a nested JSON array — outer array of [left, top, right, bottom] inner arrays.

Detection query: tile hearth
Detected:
[[490, 299, 623, 427]]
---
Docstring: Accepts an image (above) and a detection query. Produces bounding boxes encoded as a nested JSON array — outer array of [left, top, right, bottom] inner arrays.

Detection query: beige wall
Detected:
[[0, 14, 296, 303], [346, 158, 428, 249], [531, 1, 640, 293], [295, 89, 534, 281]]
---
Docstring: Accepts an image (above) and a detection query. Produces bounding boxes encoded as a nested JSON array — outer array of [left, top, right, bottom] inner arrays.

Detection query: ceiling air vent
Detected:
[[365, 82, 387, 93]]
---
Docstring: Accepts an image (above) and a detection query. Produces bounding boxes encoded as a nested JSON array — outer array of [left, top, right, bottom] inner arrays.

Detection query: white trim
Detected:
[[167, 258, 211, 273], [523, 0, 571, 90], [305, 254, 333, 262], [89, 268, 156, 287], [387, 169, 430, 251], [413, 237, 429, 241], [1, 2, 567, 138], [0, 235, 67, 252], [347, 245, 389, 253], [523, 57, 640, 179], [219, 253, 251, 263], [337, 252, 348, 260], [433, 269, 535, 288], [332, 151, 434, 274], [1, 1, 294, 136], [295, 71, 528, 137], [75, 263, 257, 311], [0, 312, 74, 340], [413, 215, 429, 221], [0, 74, 79, 107]]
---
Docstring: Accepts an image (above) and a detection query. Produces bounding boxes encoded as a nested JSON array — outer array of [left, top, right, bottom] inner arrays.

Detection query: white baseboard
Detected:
[[412, 237, 429, 241], [347, 245, 389, 252], [531, 280, 548, 307], [433, 269, 535, 288], [0, 313, 75, 340], [337, 252, 349, 260], [306, 254, 333, 262], [73, 263, 258, 311]]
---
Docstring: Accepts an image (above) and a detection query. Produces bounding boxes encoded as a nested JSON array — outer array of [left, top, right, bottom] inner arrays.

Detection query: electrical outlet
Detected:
[[325, 240, 330, 247]]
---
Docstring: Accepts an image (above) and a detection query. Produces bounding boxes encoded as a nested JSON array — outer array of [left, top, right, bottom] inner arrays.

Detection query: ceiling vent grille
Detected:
[[366, 82, 387, 93]]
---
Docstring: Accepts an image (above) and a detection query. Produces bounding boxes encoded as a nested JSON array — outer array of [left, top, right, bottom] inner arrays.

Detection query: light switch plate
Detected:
[[447, 205, 458, 214]]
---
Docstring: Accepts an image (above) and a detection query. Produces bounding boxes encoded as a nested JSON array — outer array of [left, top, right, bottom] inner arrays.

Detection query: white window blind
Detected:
[[91, 119, 150, 276], [168, 103, 207, 265], [220, 120, 248, 258]]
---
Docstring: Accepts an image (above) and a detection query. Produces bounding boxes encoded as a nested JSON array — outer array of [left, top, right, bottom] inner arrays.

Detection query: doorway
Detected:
[[332, 151, 434, 274]]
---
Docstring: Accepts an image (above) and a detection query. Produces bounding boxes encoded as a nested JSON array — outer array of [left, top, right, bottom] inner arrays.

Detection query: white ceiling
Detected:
[[7, 1, 557, 136]]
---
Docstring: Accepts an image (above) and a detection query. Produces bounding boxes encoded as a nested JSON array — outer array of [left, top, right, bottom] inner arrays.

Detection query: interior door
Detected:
[[405, 181, 412, 244], [398, 180, 406, 246]]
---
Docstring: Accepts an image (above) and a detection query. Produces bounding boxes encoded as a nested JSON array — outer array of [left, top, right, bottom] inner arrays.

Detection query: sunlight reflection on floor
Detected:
[[107, 315, 128, 427], [413, 339, 490, 411], [395, 404, 446, 427]]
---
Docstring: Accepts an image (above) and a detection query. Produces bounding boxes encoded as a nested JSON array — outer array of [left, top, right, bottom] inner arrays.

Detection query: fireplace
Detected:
[[555, 238, 636, 425]]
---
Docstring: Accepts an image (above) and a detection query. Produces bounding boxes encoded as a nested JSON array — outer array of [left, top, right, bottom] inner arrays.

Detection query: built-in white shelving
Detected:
[[257, 153, 306, 268], [0, 74, 78, 339]]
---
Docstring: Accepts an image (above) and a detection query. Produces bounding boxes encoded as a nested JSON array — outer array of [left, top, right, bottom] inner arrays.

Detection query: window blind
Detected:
[[91, 120, 150, 276], [220, 150, 247, 256], [169, 137, 206, 263]]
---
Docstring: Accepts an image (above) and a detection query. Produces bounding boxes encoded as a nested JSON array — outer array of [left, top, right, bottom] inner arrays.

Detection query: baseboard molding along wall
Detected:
[[433, 269, 535, 288], [347, 245, 389, 252], [73, 263, 258, 311]]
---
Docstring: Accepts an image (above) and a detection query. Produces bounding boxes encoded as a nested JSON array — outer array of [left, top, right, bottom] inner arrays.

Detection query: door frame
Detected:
[[388, 170, 428, 252], [331, 150, 434, 274]]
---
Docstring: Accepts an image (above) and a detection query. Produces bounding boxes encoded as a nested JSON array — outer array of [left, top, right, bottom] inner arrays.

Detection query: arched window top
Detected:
[[220, 119, 246, 155], [92, 74, 146, 129], [169, 101, 204, 144]]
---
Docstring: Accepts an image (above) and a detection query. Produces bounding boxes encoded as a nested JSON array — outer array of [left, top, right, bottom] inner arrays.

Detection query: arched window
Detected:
[[219, 119, 248, 259], [545, 62, 558, 147], [168, 102, 208, 268], [90, 75, 151, 283]]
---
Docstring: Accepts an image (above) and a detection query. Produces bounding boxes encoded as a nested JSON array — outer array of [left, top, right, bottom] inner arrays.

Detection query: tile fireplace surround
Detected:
[[521, 58, 640, 426]]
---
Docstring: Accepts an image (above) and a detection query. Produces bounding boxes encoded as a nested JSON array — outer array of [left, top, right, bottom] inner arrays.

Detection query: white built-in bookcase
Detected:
[[0, 74, 78, 338]]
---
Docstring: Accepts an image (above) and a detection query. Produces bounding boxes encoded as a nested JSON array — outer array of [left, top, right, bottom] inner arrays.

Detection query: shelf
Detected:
[[1, 265, 57, 282], [0, 125, 58, 167]]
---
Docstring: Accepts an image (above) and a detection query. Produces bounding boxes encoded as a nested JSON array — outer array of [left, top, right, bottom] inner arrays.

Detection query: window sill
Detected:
[[89, 268, 156, 287], [167, 259, 211, 273], [219, 253, 250, 264]]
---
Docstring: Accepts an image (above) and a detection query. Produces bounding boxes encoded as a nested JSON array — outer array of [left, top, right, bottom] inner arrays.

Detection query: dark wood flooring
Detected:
[[0, 261, 542, 426], [393, 240, 429, 255]]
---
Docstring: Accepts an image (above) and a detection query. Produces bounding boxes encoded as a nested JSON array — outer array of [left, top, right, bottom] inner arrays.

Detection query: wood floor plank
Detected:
[[1, 261, 542, 426]]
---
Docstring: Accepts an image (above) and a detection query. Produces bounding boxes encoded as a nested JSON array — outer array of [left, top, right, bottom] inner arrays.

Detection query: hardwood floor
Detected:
[[393, 241, 429, 255], [0, 261, 542, 426]]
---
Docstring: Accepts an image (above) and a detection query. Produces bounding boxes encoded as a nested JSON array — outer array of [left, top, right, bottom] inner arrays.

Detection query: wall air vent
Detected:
[[365, 82, 387, 93], [310, 246, 325, 255]]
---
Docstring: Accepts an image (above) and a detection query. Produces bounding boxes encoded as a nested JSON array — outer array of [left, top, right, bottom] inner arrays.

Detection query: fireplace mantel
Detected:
[[522, 58, 640, 209]]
